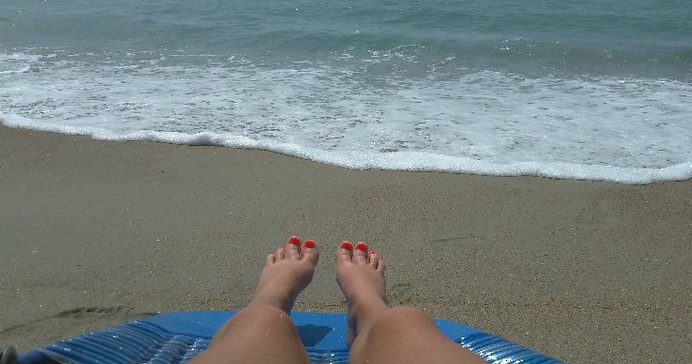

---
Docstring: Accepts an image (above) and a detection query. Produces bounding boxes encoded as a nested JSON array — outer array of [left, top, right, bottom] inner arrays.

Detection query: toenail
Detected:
[[340, 241, 353, 250], [370, 251, 376, 255], [355, 242, 368, 252], [289, 236, 301, 245], [304, 240, 315, 249]]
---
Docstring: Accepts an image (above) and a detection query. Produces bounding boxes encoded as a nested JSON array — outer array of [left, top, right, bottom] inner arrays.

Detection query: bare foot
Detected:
[[250, 236, 319, 313], [336, 241, 388, 347]]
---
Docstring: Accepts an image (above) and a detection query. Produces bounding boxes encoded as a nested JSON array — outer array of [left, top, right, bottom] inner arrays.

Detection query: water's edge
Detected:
[[3, 117, 690, 185]]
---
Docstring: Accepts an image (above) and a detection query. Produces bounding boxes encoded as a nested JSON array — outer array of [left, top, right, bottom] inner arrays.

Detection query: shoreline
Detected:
[[1, 124, 690, 363], [3, 120, 689, 185]]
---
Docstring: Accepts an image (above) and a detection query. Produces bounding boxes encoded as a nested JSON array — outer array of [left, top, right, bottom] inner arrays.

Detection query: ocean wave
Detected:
[[2, 112, 691, 184], [1, 47, 690, 184]]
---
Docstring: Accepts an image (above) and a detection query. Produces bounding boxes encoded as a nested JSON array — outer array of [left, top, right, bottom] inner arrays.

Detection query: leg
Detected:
[[191, 236, 319, 364], [336, 241, 486, 364]]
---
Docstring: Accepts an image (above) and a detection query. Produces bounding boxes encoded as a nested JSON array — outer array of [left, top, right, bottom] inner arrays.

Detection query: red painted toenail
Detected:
[[341, 241, 353, 250], [289, 236, 301, 245], [370, 251, 376, 255], [304, 240, 315, 248], [355, 242, 368, 252]]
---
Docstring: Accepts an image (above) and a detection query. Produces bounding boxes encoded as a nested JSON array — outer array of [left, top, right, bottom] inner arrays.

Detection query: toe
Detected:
[[302, 239, 319, 265], [353, 241, 369, 264], [337, 241, 354, 265], [369, 251, 378, 268], [286, 236, 302, 260], [266, 252, 276, 265], [275, 246, 286, 260], [288, 235, 302, 246]]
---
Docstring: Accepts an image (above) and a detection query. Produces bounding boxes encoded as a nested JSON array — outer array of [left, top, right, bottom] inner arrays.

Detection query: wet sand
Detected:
[[1, 124, 690, 363]]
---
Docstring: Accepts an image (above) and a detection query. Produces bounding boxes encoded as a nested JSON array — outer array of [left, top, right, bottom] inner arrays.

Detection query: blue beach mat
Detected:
[[17, 310, 562, 364]]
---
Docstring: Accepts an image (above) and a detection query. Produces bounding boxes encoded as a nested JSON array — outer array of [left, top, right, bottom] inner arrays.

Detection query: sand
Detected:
[[0, 124, 690, 363]]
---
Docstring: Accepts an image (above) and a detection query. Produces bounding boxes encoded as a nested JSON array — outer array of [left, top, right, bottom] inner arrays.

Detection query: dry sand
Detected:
[[0, 124, 690, 363]]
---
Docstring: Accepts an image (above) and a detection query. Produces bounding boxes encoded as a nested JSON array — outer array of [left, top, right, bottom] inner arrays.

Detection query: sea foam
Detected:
[[1, 50, 691, 184]]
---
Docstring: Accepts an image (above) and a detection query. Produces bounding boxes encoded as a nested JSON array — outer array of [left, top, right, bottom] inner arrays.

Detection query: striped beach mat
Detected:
[[18, 311, 562, 364]]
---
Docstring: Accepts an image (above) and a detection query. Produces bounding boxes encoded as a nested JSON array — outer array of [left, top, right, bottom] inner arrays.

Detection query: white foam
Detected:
[[0, 53, 40, 74], [2, 50, 691, 184]]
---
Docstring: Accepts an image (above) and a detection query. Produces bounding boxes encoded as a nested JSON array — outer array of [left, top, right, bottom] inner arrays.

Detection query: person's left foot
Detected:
[[249, 236, 319, 313]]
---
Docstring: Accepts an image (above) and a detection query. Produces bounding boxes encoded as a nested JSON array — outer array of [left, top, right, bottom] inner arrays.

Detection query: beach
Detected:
[[0, 123, 690, 363]]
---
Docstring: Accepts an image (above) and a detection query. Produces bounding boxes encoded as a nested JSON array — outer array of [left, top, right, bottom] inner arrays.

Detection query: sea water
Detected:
[[1, 0, 691, 183]]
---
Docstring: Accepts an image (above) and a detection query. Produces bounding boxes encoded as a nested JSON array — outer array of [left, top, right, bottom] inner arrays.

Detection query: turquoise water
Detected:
[[1, 0, 691, 182]]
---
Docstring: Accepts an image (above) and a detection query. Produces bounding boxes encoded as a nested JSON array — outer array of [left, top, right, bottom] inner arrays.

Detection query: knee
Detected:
[[383, 306, 431, 322], [240, 305, 292, 319], [356, 306, 439, 357], [232, 305, 294, 328], [371, 306, 433, 332], [217, 305, 294, 338]]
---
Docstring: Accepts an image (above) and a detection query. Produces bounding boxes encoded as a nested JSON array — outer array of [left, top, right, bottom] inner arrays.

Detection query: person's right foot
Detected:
[[336, 241, 388, 347], [250, 236, 319, 314]]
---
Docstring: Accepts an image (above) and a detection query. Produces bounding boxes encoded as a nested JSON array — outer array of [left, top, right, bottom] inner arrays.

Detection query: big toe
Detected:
[[337, 241, 354, 265]]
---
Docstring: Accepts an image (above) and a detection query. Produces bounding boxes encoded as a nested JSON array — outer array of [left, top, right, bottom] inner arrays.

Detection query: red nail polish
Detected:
[[370, 251, 376, 255], [304, 240, 315, 249], [340, 241, 353, 250], [355, 242, 368, 252], [289, 236, 301, 245]]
